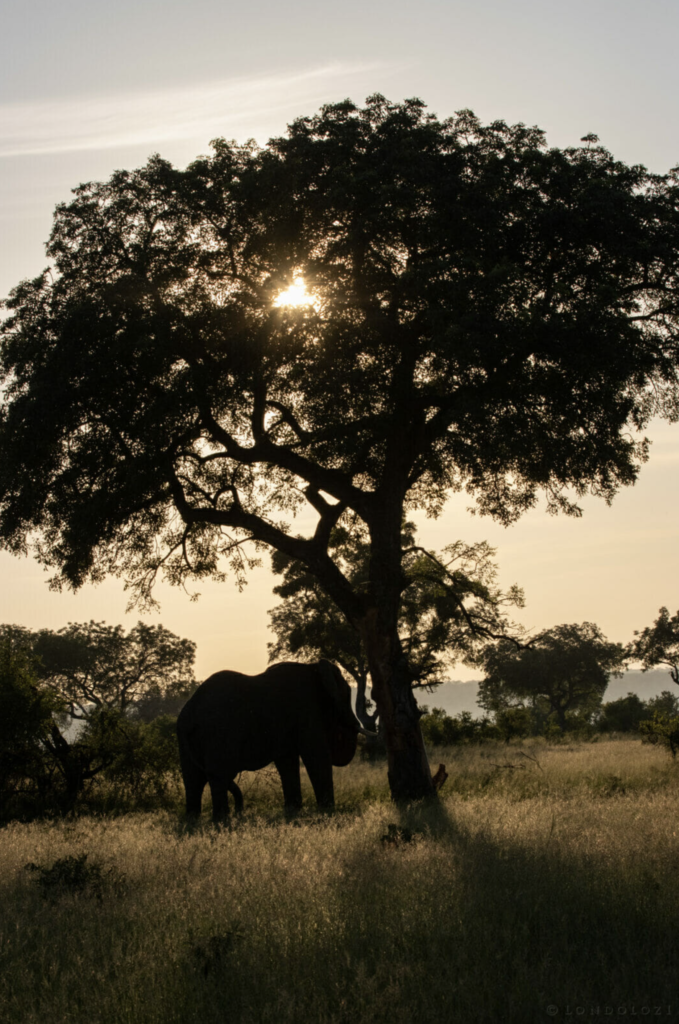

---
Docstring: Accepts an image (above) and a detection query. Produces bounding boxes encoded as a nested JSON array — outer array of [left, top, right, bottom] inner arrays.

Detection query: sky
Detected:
[[1, 0, 679, 686]]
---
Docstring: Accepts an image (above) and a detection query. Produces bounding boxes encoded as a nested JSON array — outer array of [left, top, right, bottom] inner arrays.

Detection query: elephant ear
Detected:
[[316, 660, 358, 731]]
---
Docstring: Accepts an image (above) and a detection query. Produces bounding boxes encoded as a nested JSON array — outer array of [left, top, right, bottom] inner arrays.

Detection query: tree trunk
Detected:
[[359, 609, 435, 802]]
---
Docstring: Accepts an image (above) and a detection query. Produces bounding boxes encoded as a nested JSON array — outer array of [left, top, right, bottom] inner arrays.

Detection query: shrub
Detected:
[[420, 708, 500, 745], [640, 711, 679, 757], [495, 706, 534, 742], [98, 714, 181, 801], [0, 635, 64, 818], [598, 692, 648, 733], [25, 853, 126, 901]]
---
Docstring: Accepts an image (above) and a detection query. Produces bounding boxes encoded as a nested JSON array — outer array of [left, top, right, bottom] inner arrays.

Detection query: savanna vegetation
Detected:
[[1, 738, 677, 1024], [0, 623, 194, 820]]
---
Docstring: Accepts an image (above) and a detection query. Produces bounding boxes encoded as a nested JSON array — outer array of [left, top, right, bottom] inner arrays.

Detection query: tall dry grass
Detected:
[[1, 738, 677, 1024]]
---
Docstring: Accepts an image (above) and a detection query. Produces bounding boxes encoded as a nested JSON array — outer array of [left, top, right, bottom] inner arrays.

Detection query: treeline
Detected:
[[3, 601, 679, 821], [0, 622, 195, 820], [421, 689, 679, 749]]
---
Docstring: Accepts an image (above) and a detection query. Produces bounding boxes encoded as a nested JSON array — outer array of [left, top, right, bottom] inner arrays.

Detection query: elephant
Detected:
[[176, 660, 366, 821]]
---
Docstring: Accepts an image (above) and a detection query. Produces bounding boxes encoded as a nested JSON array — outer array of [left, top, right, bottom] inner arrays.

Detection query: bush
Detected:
[[420, 708, 500, 745], [598, 692, 648, 733], [640, 711, 679, 757], [97, 714, 181, 801], [646, 690, 679, 718], [25, 853, 126, 901], [0, 635, 63, 818], [495, 706, 533, 742]]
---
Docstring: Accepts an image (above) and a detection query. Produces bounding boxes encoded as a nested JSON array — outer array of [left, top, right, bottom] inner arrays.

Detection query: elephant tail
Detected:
[[228, 780, 244, 814]]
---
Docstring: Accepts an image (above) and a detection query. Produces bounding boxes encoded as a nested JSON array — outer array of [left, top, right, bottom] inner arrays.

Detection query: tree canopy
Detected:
[[628, 607, 679, 685], [479, 622, 625, 732], [2, 95, 679, 799], [0, 621, 194, 812], [27, 620, 196, 719]]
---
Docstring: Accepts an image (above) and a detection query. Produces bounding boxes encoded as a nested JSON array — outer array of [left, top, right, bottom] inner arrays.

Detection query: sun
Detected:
[[273, 276, 318, 309]]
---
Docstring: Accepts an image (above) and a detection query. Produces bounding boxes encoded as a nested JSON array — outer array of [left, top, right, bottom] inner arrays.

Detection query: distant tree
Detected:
[[628, 608, 679, 685], [646, 689, 679, 717], [3, 97, 679, 798], [479, 623, 625, 733], [268, 521, 524, 733], [0, 631, 63, 814], [598, 692, 648, 733], [0, 620, 195, 810], [29, 620, 196, 719]]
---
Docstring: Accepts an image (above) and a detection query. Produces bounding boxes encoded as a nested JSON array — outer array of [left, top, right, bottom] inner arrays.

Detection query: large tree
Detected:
[[28, 620, 196, 719], [628, 607, 679, 685], [479, 622, 625, 732], [2, 96, 679, 800]]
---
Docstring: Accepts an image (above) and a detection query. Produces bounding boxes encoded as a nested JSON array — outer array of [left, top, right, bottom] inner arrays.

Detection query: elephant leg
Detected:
[[179, 755, 207, 820], [208, 776, 232, 824], [300, 749, 335, 811], [228, 780, 244, 815], [274, 753, 303, 812]]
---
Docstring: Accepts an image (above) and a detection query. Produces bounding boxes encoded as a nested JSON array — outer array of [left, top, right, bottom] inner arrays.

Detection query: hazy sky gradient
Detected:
[[2, 0, 679, 682]]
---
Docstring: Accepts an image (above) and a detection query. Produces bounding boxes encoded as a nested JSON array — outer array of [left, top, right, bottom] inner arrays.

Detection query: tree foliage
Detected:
[[597, 692, 649, 733], [419, 707, 500, 745], [479, 623, 625, 732], [27, 620, 196, 718], [0, 621, 194, 815], [640, 709, 679, 757], [2, 96, 679, 798], [0, 631, 64, 813], [628, 607, 679, 685], [268, 521, 524, 731]]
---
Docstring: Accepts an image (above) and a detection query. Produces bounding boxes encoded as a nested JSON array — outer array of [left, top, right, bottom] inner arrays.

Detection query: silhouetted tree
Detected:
[[628, 607, 679, 685], [2, 96, 679, 799], [598, 692, 648, 733], [479, 623, 625, 732], [0, 621, 194, 810], [0, 631, 63, 814], [268, 521, 523, 734], [29, 620, 196, 719]]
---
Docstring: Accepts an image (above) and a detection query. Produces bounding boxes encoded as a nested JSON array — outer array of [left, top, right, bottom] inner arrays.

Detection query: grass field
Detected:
[[1, 738, 677, 1024]]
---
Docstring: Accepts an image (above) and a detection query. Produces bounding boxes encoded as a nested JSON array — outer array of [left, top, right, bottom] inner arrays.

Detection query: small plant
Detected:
[[24, 853, 126, 902], [640, 711, 679, 757], [189, 931, 242, 977], [597, 773, 627, 797], [380, 823, 424, 847]]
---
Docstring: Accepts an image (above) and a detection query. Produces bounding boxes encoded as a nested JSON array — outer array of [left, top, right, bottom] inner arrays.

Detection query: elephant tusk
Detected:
[[358, 726, 378, 737]]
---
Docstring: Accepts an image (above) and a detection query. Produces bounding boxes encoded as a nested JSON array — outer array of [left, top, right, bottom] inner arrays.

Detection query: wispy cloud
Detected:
[[0, 63, 391, 158]]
